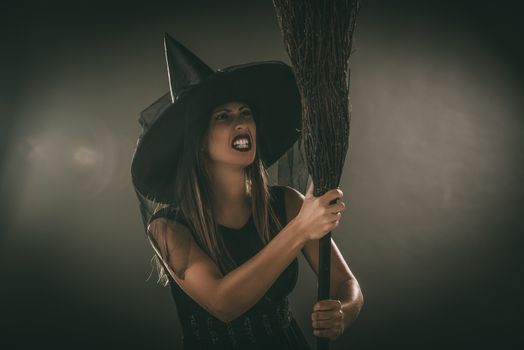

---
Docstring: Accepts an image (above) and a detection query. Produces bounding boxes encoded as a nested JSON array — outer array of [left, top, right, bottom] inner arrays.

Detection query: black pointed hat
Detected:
[[131, 33, 302, 204]]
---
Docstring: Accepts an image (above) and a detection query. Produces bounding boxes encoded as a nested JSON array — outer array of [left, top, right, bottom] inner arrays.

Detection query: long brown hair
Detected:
[[148, 105, 284, 287]]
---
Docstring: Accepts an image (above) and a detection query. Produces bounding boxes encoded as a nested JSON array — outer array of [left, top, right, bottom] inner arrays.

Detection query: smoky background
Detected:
[[1, 0, 523, 349]]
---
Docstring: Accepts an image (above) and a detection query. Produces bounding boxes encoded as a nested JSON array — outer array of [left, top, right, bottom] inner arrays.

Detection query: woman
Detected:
[[131, 33, 363, 349]]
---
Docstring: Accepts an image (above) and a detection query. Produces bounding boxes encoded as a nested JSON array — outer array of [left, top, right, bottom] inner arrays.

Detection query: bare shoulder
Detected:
[[147, 217, 196, 255], [148, 216, 192, 240], [281, 185, 304, 224], [147, 217, 195, 277]]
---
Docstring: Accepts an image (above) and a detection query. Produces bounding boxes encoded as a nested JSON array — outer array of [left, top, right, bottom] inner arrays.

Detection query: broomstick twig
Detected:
[[273, 0, 360, 195]]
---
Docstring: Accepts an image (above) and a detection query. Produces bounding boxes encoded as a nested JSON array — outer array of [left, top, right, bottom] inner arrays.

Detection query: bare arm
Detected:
[[148, 216, 307, 323], [283, 185, 363, 334], [303, 236, 363, 330], [147, 182, 340, 323], [216, 218, 307, 322]]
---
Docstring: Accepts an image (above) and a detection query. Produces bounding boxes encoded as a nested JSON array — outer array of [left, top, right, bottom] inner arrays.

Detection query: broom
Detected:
[[272, 0, 360, 349]]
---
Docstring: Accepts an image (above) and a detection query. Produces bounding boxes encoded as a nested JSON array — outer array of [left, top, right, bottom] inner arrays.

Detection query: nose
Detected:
[[235, 122, 246, 130], [234, 115, 248, 130]]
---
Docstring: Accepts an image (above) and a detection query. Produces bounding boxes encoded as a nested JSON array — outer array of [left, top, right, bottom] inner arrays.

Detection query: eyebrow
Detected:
[[213, 105, 250, 114]]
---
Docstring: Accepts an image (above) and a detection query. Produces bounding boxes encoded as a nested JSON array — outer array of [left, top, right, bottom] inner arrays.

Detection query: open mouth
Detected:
[[231, 133, 252, 152]]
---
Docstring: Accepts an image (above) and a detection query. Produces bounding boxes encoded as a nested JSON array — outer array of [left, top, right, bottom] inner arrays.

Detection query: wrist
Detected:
[[287, 217, 309, 246]]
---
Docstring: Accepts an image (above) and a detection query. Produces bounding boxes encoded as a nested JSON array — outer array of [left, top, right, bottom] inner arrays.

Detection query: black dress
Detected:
[[150, 185, 312, 350]]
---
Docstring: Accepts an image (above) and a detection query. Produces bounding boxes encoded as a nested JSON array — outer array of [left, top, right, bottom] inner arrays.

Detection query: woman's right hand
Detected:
[[294, 180, 346, 241]]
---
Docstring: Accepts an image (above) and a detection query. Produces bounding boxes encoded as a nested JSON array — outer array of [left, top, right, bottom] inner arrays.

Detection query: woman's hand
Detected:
[[294, 180, 346, 241], [311, 299, 345, 340]]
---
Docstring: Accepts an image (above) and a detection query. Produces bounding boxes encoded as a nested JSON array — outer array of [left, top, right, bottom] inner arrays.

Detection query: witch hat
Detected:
[[131, 33, 302, 204]]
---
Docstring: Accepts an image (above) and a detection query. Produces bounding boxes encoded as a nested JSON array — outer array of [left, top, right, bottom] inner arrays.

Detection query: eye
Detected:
[[215, 113, 228, 120], [241, 109, 252, 117]]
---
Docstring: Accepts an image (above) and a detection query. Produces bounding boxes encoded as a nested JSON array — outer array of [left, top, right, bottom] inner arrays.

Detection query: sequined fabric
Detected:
[[180, 298, 294, 348]]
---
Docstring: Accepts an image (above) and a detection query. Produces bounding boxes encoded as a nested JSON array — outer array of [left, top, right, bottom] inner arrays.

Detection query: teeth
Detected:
[[232, 136, 251, 150], [233, 137, 250, 147]]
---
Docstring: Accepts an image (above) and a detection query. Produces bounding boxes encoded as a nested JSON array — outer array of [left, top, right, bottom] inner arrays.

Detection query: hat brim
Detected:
[[131, 61, 302, 203]]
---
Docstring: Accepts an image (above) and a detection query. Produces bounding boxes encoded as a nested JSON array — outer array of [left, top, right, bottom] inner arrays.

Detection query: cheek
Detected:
[[207, 127, 230, 153], [249, 120, 257, 141]]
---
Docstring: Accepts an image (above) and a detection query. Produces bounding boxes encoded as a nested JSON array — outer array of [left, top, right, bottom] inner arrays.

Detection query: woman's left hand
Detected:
[[311, 299, 345, 340]]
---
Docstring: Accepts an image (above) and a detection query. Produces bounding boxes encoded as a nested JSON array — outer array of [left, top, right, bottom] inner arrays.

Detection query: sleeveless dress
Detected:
[[150, 185, 312, 350]]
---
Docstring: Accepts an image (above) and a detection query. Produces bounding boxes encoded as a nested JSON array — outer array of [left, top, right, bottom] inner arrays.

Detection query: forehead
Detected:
[[212, 101, 250, 113]]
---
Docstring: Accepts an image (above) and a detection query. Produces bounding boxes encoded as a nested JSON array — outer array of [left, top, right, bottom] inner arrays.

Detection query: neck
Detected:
[[207, 162, 251, 220]]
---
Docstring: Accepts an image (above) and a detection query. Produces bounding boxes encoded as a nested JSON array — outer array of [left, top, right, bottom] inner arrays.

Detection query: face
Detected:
[[203, 101, 257, 168]]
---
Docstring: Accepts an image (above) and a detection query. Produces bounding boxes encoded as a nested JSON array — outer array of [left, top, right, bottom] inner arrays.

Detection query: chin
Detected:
[[230, 148, 256, 166], [238, 155, 256, 167]]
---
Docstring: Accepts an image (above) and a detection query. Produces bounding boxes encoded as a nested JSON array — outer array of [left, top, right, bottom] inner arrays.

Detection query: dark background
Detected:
[[1, 0, 523, 349]]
